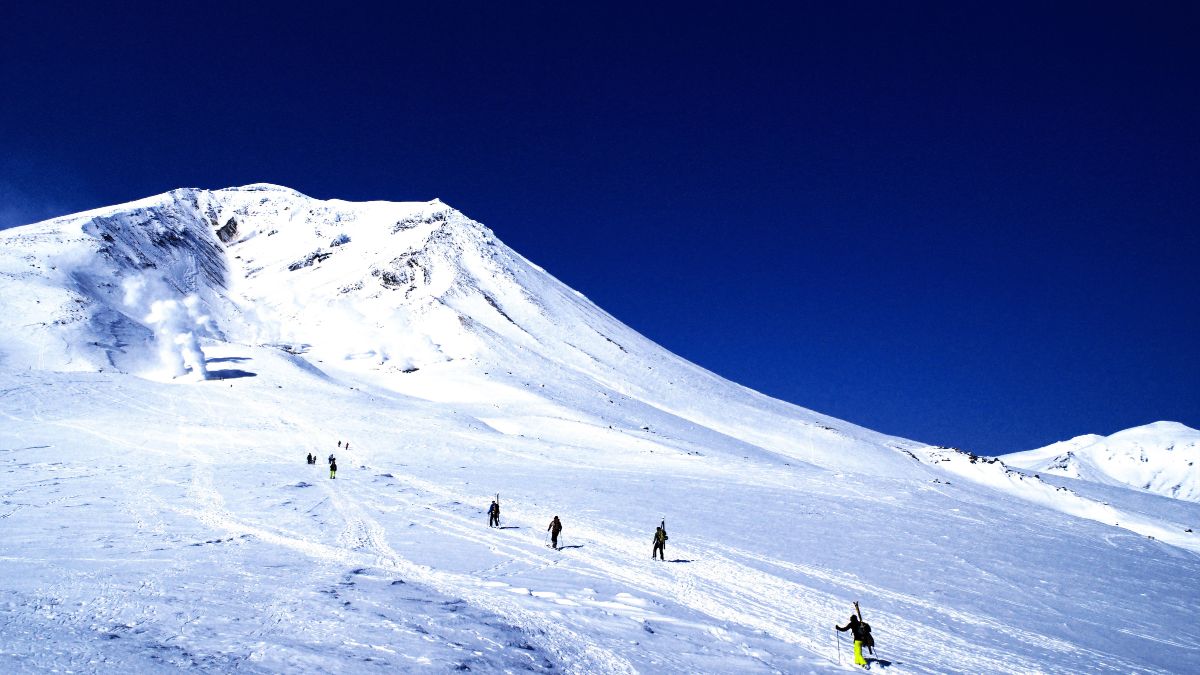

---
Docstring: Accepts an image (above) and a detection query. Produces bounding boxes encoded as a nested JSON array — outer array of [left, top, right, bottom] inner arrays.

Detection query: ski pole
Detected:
[[835, 628, 841, 664]]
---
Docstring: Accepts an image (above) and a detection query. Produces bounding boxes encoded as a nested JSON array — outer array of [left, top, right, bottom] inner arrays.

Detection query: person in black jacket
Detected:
[[652, 524, 667, 560], [488, 501, 500, 528], [547, 516, 562, 549], [330, 458, 337, 479], [836, 614, 869, 667]]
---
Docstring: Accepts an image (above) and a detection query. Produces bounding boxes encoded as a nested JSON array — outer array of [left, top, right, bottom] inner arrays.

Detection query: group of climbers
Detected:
[[305, 444, 342, 478], [304, 442, 877, 668], [306, 444, 672, 559], [304, 452, 335, 478], [489, 503, 666, 559]]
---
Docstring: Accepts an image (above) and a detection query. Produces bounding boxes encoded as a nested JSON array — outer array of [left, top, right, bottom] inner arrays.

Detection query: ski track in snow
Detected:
[[348, 472, 1054, 675], [3, 375, 1196, 672], [182, 416, 1130, 675], [159, 390, 639, 675]]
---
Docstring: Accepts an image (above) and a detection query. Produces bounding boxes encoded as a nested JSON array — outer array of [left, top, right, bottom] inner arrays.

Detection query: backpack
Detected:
[[859, 622, 874, 649]]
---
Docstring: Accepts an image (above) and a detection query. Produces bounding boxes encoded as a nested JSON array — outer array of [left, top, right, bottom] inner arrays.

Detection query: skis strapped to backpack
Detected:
[[853, 601, 875, 655]]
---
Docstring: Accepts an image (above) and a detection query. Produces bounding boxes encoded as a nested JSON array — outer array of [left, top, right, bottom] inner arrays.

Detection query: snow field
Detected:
[[3, 346, 1199, 673], [2, 185, 1199, 673]]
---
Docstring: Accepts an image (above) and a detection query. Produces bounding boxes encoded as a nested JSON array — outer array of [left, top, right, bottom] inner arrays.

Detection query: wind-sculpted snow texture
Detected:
[[1, 185, 1198, 673]]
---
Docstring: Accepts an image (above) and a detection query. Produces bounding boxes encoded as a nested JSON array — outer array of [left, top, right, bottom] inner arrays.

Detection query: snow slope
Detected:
[[0, 184, 917, 477], [1004, 422, 1200, 502], [2, 186, 1199, 674]]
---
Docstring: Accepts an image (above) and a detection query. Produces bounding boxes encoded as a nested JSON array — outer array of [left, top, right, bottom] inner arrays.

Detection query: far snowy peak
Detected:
[[219, 182, 302, 192], [1004, 422, 1200, 502], [1111, 420, 1196, 438]]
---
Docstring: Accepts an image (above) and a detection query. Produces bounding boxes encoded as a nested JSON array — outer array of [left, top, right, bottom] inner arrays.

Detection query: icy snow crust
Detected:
[[1, 185, 1198, 673]]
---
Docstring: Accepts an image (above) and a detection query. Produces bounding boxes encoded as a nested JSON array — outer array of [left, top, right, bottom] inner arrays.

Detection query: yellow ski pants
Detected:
[[853, 640, 867, 666]]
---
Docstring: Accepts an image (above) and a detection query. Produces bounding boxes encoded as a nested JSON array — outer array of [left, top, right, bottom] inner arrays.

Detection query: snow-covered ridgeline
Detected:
[[916, 444, 1200, 552], [0, 184, 924, 477], [1003, 422, 1200, 502]]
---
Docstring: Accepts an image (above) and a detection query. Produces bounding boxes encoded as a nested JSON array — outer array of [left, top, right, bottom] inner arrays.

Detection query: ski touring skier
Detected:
[[836, 609, 873, 668], [488, 500, 500, 528], [652, 521, 668, 560], [306, 452, 313, 464], [330, 458, 337, 480], [547, 516, 562, 549]]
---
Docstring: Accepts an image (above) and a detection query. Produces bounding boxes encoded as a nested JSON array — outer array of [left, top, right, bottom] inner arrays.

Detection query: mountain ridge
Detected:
[[0, 184, 924, 477], [1004, 421, 1200, 502]]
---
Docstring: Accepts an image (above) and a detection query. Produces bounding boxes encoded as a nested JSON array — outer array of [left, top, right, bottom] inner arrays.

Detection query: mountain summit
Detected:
[[1004, 421, 1200, 502], [0, 184, 919, 476]]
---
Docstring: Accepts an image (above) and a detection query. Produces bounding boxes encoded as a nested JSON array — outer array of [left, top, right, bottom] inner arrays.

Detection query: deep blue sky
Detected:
[[2, 3, 1196, 454]]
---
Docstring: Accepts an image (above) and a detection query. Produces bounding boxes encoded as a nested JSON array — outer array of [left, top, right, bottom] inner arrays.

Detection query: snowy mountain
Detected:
[[2, 185, 1199, 674], [0, 184, 916, 477], [1003, 422, 1200, 502]]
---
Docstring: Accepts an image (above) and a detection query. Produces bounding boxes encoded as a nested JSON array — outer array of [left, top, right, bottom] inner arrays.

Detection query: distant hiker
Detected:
[[328, 453, 335, 466], [330, 459, 337, 479], [652, 524, 668, 560], [306, 452, 313, 464], [836, 614, 871, 668], [547, 516, 562, 549], [488, 500, 500, 528], [338, 440, 342, 448], [345, 442, 350, 451]]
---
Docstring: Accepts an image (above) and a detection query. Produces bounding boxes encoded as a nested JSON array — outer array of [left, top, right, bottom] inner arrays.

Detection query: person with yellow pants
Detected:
[[836, 614, 870, 667]]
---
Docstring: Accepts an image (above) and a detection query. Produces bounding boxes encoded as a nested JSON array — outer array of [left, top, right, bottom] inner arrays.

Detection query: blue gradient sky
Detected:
[[2, 3, 1196, 454]]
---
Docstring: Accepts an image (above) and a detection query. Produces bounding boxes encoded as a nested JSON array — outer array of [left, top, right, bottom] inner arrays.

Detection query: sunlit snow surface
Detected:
[[1, 186, 1198, 673], [1004, 422, 1200, 503]]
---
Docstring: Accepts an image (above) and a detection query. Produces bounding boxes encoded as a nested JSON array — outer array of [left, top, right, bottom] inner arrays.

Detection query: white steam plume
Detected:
[[123, 276, 213, 379]]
